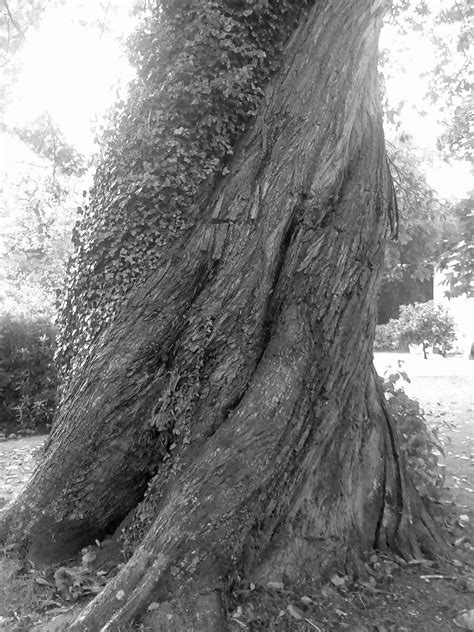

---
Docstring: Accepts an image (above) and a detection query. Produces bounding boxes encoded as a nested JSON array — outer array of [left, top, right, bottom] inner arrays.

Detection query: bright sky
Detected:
[[4, 3, 136, 155], [2, 2, 472, 201], [379, 15, 472, 201]]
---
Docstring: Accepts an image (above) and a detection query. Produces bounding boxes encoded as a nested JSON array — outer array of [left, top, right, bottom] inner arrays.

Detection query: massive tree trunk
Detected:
[[1, 1, 443, 629]]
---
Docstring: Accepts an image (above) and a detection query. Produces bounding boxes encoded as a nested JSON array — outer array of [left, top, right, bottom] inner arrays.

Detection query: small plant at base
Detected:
[[382, 363, 446, 503]]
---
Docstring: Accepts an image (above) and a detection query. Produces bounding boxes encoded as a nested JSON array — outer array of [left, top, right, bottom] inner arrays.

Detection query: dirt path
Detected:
[[0, 435, 46, 510], [407, 374, 473, 515]]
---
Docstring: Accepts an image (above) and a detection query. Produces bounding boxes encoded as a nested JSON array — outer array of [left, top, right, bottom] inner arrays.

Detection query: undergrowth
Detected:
[[382, 363, 447, 502], [0, 314, 57, 435]]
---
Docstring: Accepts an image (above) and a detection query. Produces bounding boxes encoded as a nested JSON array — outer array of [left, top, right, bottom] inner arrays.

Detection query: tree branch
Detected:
[[2, 0, 25, 38]]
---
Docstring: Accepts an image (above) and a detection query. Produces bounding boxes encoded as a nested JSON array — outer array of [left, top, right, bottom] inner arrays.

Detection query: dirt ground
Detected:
[[0, 353, 473, 631], [0, 436, 46, 510]]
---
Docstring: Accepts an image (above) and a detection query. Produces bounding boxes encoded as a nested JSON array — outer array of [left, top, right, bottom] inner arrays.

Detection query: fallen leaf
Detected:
[[408, 559, 434, 567], [81, 549, 97, 566], [41, 600, 62, 608], [359, 580, 383, 594], [267, 581, 284, 590], [287, 604, 305, 620], [35, 577, 52, 587], [455, 609, 474, 630], [147, 602, 160, 611], [116, 590, 125, 600], [321, 584, 337, 599], [330, 574, 346, 587]]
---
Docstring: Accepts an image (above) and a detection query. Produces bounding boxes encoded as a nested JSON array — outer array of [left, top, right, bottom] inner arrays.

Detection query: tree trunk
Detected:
[[0, 1, 444, 629]]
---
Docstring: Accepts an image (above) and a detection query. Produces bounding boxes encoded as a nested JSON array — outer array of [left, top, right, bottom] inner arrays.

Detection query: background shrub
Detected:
[[0, 294, 57, 434], [375, 300, 457, 357], [374, 318, 405, 351], [398, 300, 456, 358]]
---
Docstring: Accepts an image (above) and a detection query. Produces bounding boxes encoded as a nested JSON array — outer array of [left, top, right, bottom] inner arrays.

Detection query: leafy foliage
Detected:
[[0, 137, 81, 299], [388, 1, 430, 27], [12, 113, 86, 176], [439, 101, 473, 163], [440, 196, 474, 298], [429, 3, 472, 114], [0, 0, 48, 62], [57, 0, 314, 379], [382, 367, 445, 502], [374, 319, 406, 352], [0, 270, 59, 436], [377, 140, 461, 324], [398, 301, 456, 358], [384, 140, 458, 285], [0, 311, 57, 433], [0, 0, 51, 122], [384, 0, 472, 152], [375, 300, 457, 356]]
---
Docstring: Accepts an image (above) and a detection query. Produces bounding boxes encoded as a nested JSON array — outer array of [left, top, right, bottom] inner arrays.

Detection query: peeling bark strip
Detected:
[[1, 1, 443, 630]]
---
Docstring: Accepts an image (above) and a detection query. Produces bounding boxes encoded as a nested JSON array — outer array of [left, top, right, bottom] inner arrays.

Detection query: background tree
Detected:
[[385, 139, 456, 282], [0, 0, 134, 313], [383, 0, 472, 144], [377, 0, 472, 321], [0, 124, 85, 299], [0, 125, 83, 435], [439, 101, 473, 164], [440, 195, 474, 298], [0, 2, 446, 630], [398, 301, 457, 358], [377, 138, 460, 322], [0, 0, 149, 435]]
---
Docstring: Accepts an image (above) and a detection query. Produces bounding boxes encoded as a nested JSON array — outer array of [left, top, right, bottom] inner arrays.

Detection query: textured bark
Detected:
[[1, 1, 444, 630]]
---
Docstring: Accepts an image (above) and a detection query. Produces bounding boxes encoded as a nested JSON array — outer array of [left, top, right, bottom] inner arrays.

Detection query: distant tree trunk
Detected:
[[0, 1, 444, 629]]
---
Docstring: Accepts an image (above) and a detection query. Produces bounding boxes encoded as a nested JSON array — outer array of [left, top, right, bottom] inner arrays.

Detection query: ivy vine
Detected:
[[57, 0, 314, 380]]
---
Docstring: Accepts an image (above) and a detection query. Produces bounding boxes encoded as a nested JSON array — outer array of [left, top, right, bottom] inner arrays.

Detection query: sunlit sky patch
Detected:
[[4, 4, 135, 155]]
